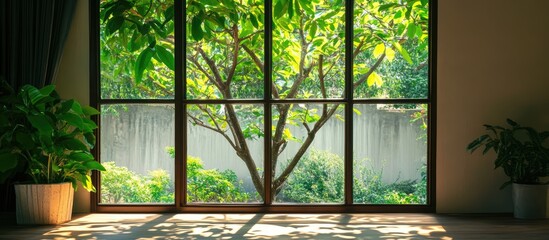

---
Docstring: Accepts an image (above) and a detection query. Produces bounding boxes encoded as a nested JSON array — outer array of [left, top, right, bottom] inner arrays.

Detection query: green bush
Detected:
[[101, 162, 173, 204], [186, 156, 250, 203], [280, 150, 344, 203], [102, 149, 426, 204], [101, 154, 250, 203], [279, 150, 426, 204]]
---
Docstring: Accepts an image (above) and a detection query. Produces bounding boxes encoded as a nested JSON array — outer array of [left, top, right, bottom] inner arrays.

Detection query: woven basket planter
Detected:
[[14, 182, 74, 225]]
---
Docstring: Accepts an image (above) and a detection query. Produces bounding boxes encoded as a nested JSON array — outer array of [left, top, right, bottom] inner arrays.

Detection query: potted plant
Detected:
[[467, 119, 549, 219], [0, 81, 105, 224]]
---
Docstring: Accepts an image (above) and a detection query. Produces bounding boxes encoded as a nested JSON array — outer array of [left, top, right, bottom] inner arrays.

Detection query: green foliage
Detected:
[[101, 162, 173, 203], [0, 81, 104, 191], [354, 160, 426, 204], [279, 150, 426, 204], [467, 119, 549, 188], [280, 150, 344, 203], [187, 156, 250, 203], [104, 149, 250, 203]]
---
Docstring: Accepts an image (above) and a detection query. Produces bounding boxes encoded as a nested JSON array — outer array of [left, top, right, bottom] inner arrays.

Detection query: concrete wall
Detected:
[[100, 104, 426, 192], [55, 0, 549, 213]]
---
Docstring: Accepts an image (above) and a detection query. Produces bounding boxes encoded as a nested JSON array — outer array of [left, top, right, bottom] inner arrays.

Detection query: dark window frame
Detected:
[[89, 0, 437, 213]]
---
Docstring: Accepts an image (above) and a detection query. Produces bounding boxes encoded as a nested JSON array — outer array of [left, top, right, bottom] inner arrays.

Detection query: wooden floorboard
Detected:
[[0, 213, 548, 239]]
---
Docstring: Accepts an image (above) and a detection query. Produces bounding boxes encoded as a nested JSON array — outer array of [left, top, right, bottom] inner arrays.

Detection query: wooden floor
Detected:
[[1, 213, 548, 239]]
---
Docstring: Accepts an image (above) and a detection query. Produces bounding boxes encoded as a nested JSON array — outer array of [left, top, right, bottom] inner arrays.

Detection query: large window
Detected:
[[92, 0, 435, 212]]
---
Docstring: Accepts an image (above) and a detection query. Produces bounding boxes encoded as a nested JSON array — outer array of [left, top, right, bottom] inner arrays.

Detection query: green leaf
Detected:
[[82, 106, 100, 116], [394, 42, 413, 64], [191, 16, 204, 41], [406, 23, 417, 39], [379, 3, 398, 12], [84, 160, 106, 171], [59, 100, 74, 114], [71, 101, 84, 115], [60, 113, 85, 129], [69, 152, 94, 161], [134, 48, 154, 84], [309, 22, 317, 39], [84, 132, 96, 147], [39, 85, 56, 97], [298, 0, 314, 15], [106, 16, 124, 36], [373, 43, 385, 58], [58, 138, 88, 151], [163, 5, 174, 23], [0, 152, 19, 173], [202, 0, 220, 6], [129, 31, 144, 52], [288, 0, 294, 19], [83, 118, 98, 131], [27, 114, 53, 135], [150, 20, 168, 39], [274, 0, 289, 19], [249, 14, 259, 28], [154, 45, 175, 71], [21, 85, 43, 105], [221, 0, 236, 8], [15, 132, 35, 150]]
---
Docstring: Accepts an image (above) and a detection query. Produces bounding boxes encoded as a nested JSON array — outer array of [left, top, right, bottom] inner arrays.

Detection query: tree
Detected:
[[99, 0, 429, 202]]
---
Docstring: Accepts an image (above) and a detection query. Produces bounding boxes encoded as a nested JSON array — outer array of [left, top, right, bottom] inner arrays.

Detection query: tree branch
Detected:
[[242, 45, 280, 99], [224, 104, 265, 199], [196, 46, 225, 91], [225, 24, 240, 87], [318, 55, 327, 99], [273, 104, 340, 193], [352, 53, 385, 90]]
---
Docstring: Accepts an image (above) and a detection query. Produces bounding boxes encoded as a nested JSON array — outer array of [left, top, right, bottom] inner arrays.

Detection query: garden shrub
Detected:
[[186, 156, 249, 203], [280, 150, 427, 204], [279, 150, 344, 203], [102, 152, 249, 203], [102, 149, 426, 204]]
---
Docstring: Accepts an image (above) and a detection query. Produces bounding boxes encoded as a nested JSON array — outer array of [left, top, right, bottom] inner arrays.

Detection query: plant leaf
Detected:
[[154, 45, 175, 71], [134, 48, 154, 84], [191, 16, 204, 41]]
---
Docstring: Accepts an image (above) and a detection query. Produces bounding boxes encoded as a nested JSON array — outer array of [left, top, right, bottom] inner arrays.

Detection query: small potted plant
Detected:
[[467, 119, 549, 219], [0, 81, 105, 224]]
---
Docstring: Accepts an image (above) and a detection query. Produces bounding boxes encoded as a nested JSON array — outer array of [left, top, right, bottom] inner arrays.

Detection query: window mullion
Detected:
[[264, 0, 273, 206], [176, 0, 186, 207], [344, 0, 354, 205]]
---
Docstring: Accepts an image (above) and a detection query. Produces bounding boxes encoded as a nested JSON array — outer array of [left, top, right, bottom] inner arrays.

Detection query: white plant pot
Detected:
[[512, 183, 548, 219], [14, 182, 74, 225]]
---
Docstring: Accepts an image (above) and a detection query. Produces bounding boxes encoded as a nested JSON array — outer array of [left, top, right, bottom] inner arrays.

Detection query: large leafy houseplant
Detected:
[[0, 81, 105, 191], [467, 119, 549, 189]]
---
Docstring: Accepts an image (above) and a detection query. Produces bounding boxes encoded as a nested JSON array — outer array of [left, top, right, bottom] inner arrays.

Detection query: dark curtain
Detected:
[[0, 0, 76, 212], [0, 0, 76, 90]]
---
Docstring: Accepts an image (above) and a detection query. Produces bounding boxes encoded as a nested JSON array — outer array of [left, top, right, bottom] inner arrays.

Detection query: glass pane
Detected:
[[100, 104, 175, 204], [272, 104, 344, 204], [186, 0, 264, 99], [353, 104, 428, 204], [187, 104, 264, 203], [272, 0, 345, 99], [353, 0, 429, 99], [100, 0, 175, 99]]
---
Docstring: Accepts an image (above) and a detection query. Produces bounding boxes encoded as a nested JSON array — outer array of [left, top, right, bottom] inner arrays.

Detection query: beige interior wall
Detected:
[[55, 0, 90, 213], [55, 0, 549, 213], [437, 0, 549, 212]]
